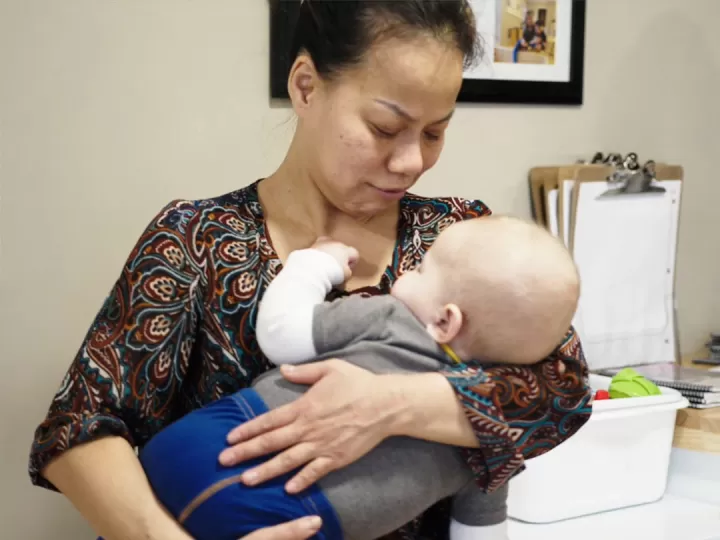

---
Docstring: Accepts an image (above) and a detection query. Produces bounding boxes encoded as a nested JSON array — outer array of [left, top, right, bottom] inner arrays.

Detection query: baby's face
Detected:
[[390, 238, 452, 326], [394, 216, 580, 363], [390, 242, 448, 327]]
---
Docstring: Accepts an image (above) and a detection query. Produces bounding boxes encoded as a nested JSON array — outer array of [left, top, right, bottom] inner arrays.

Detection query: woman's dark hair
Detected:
[[288, 0, 482, 80]]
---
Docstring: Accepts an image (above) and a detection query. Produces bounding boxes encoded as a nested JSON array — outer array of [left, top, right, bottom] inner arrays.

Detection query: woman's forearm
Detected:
[[388, 372, 480, 448], [42, 436, 191, 540]]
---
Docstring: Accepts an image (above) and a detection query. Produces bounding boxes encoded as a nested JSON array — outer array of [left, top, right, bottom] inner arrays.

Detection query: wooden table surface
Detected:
[[672, 351, 720, 453]]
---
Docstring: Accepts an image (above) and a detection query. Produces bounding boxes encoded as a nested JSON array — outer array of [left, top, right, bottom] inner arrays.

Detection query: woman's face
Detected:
[[293, 36, 464, 217]]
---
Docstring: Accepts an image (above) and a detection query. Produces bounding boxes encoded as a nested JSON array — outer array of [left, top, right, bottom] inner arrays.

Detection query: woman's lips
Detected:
[[371, 185, 407, 200]]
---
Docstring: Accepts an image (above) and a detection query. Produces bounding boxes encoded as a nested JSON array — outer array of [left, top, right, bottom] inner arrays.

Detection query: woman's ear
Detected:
[[287, 54, 320, 116], [426, 304, 463, 344]]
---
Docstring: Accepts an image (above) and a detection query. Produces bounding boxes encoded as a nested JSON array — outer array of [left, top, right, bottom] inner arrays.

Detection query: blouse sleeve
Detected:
[[439, 200, 593, 493], [28, 200, 206, 491]]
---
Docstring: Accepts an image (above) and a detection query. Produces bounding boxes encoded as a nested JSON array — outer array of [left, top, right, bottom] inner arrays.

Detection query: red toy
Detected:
[[594, 389, 610, 401]]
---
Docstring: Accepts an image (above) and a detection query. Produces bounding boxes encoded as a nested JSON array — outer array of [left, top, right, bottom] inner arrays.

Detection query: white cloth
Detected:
[[450, 519, 509, 540], [255, 248, 345, 365]]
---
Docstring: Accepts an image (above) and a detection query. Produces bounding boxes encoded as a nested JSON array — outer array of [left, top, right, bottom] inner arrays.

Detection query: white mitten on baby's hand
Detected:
[[311, 237, 359, 281]]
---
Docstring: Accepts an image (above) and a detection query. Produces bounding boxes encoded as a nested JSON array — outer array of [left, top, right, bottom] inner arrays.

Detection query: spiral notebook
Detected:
[[596, 363, 720, 395]]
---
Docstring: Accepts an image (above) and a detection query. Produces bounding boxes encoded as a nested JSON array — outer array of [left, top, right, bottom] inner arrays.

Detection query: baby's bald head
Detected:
[[431, 215, 580, 364]]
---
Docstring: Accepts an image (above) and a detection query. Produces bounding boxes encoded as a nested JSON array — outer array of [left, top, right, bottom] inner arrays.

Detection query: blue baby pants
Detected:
[[138, 389, 343, 540]]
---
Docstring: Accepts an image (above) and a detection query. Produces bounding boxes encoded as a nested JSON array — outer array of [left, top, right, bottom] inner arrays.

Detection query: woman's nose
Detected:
[[387, 142, 424, 176]]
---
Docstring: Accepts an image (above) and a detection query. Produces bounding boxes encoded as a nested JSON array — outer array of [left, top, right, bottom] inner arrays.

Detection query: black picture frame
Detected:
[[459, 0, 586, 105], [269, 0, 301, 101], [269, 0, 587, 106]]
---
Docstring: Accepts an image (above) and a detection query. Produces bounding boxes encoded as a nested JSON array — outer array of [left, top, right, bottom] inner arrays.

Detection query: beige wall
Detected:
[[1, 0, 719, 538]]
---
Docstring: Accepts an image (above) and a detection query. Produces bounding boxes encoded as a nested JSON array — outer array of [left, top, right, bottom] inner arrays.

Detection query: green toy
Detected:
[[608, 367, 662, 399]]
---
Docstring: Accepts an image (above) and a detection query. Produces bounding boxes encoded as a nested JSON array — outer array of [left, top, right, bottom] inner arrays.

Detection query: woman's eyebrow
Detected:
[[374, 99, 455, 125]]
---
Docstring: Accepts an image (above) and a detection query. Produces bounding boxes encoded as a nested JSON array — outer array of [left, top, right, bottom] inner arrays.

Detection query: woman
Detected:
[[29, 1, 592, 539]]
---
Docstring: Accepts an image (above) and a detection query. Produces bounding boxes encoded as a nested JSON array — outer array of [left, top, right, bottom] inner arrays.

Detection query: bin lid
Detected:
[[589, 374, 688, 415]]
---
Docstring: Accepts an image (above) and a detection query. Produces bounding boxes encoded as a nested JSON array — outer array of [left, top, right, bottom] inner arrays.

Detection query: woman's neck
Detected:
[[260, 170, 341, 238], [258, 143, 401, 289], [260, 147, 395, 240]]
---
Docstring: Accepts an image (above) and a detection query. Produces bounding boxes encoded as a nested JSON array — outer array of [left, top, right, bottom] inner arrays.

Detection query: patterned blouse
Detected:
[[29, 180, 592, 539]]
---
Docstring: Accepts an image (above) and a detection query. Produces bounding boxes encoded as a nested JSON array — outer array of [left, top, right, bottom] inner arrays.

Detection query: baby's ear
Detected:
[[426, 304, 463, 344]]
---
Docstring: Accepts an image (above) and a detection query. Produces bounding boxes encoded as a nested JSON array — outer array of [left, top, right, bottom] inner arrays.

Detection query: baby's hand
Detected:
[[311, 237, 359, 281]]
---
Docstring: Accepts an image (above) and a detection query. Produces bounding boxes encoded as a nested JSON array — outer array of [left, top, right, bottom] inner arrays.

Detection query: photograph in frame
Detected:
[[269, 0, 586, 105]]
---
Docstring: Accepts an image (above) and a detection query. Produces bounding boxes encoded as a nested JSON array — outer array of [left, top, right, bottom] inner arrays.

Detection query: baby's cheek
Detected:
[[391, 276, 410, 302], [400, 277, 429, 313]]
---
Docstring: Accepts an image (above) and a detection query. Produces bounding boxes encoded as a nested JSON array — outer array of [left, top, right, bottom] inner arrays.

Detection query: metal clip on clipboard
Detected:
[[598, 158, 666, 198]]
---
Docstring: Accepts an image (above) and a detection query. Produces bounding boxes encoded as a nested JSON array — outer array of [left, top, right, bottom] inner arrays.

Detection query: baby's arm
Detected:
[[255, 246, 348, 365]]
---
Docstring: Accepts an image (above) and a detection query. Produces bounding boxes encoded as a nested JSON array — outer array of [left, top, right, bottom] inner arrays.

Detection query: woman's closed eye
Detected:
[[370, 123, 400, 139], [371, 123, 442, 143]]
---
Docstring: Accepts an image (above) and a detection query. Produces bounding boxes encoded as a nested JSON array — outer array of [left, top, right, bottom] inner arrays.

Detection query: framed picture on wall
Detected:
[[269, 0, 587, 106], [460, 0, 586, 105]]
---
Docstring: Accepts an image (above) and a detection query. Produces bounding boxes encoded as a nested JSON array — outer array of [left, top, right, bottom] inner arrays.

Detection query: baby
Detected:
[[139, 215, 580, 540]]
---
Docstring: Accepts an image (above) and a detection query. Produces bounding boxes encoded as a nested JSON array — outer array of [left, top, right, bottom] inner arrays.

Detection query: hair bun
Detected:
[[285, 1, 481, 80]]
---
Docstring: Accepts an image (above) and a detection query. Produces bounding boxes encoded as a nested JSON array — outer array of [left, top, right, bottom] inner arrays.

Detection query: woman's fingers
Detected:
[[220, 423, 301, 467], [241, 443, 316, 486], [219, 361, 387, 489], [279, 361, 335, 386], [226, 403, 298, 445], [240, 516, 322, 540], [286, 456, 336, 494]]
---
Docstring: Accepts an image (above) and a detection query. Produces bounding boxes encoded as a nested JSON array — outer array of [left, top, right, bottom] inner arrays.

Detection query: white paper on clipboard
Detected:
[[546, 188, 559, 237], [571, 179, 682, 371], [561, 179, 574, 247]]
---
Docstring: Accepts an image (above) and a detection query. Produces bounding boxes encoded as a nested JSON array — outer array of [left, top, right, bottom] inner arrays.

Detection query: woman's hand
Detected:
[[218, 360, 404, 493], [241, 516, 322, 539]]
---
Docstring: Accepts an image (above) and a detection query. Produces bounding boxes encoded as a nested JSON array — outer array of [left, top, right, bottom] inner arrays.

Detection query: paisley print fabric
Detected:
[[29, 180, 592, 539]]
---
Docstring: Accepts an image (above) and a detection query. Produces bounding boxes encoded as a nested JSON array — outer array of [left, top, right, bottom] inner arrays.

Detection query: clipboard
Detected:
[[528, 167, 560, 228], [557, 164, 609, 248], [568, 164, 683, 252], [568, 164, 684, 371], [529, 164, 610, 244]]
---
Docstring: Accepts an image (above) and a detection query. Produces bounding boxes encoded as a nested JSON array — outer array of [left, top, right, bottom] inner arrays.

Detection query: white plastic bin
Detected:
[[507, 374, 689, 523]]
